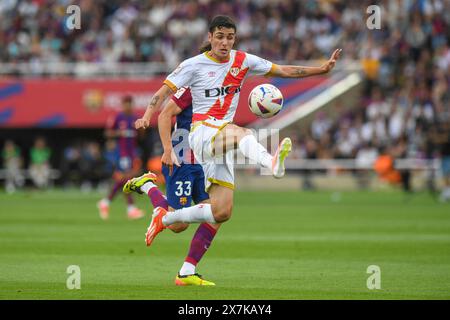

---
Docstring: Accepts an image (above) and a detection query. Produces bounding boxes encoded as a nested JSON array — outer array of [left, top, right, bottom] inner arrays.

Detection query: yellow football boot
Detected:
[[175, 273, 216, 286], [123, 171, 157, 194], [272, 137, 292, 179]]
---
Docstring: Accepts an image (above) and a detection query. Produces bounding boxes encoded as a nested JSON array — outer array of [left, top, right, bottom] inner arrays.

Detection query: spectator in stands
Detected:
[[1, 140, 25, 193], [311, 112, 332, 141], [29, 137, 51, 189], [2, 0, 446, 73], [355, 141, 379, 189], [0, 0, 448, 192], [80, 141, 108, 192], [392, 135, 412, 194], [103, 139, 119, 178], [431, 121, 450, 202], [299, 132, 318, 190], [60, 143, 82, 188]]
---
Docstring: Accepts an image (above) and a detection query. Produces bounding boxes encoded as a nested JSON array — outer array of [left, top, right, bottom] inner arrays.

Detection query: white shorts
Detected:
[[189, 117, 235, 192]]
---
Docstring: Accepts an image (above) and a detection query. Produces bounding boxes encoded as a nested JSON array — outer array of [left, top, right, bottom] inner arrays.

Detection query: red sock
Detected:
[[108, 180, 125, 201], [185, 223, 217, 266], [147, 187, 168, 210]]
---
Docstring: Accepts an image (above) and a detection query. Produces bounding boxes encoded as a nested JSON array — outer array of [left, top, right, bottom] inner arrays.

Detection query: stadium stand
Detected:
[[0, 0, 449, 195]]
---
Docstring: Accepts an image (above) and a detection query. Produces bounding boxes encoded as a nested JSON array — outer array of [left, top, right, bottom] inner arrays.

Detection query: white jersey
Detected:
[[164, 50, 273, 122]]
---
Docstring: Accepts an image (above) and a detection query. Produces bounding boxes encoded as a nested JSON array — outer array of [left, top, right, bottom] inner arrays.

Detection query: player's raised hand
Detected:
[[321, 48, 342, 73], [135, 118, 150, 130], [161, 148, 180, 176]]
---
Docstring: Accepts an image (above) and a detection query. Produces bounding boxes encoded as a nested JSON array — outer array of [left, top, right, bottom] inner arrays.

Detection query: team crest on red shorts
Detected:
[[230, 67, 240, 77]]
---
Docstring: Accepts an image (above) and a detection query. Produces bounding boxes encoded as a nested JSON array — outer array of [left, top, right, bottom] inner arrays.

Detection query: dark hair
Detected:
[[122, 94, 133, 104], [208, 15, 236, 33], [199, 15, 236, 53]]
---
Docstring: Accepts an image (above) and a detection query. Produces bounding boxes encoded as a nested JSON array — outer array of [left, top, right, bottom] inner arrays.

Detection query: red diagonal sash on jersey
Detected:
[[206, 51, 249, 119]]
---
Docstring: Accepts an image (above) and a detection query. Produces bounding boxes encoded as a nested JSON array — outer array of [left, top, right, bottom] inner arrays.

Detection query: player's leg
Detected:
[[123, 171, 168, 208], [213, 123, 292, 178], [176, 166, 220, 285], [166, 209, 189, 233], [178, 201, 217, 272], [173, 188, 226, 286], [161, 164, 190, 233], [213, 123, 269, 167], [147, 118, 291, 245], [144, 121, 236, 246], [124, 192, 144, 220], [97, 171, 125, 220], [175, 200, 219, 286], [145, 168, 233, 247], [117, 167, 144, 220], [161, 158, 234, 227], [122, 169, 189, 229]]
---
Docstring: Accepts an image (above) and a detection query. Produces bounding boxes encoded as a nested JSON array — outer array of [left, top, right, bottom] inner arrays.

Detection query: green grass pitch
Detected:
[[0, 189, 449, 299]]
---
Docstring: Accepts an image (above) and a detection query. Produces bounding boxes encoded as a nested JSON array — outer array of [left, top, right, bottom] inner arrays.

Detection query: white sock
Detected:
[[179, 262, 196, 276], [140, 181, 156, 194], [162, 203, 216, 225], [127, 205, 136, 212], [239, 134, 273, 168], [101, 198, 110, 205]]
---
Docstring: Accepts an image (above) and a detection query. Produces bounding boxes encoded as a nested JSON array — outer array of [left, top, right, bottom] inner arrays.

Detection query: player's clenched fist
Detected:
[[135, 118, 150, 130]]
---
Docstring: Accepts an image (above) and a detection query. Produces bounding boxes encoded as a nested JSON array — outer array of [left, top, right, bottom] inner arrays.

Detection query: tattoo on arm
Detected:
[[149, 95, 160, 108], [295, 67, 307, 77], [148, 86, 171, 110]]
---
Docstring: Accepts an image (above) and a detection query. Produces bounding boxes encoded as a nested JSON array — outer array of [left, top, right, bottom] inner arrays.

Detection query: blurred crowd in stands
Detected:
[[1, 137, 113, 192], [2, 137, 52, 192], [1, 135, 159, 193], [1, 0, 447, 66], [0, 0, 449, 198]]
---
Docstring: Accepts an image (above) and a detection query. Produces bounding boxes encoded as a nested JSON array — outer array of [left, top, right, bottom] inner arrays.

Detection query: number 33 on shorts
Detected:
[[174, 181, 192, 196]]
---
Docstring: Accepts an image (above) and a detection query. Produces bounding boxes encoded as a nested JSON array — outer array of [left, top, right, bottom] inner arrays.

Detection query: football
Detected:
[[248, 84, 284, 118]]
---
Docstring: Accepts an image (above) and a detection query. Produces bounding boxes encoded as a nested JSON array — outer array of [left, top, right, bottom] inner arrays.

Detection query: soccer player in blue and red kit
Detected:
[[98, 95, 144, 220], [123, 87, 219, 285]]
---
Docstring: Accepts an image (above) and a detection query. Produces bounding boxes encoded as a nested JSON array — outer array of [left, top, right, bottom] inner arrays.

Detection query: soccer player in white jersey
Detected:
[[130, 15, 341, 283]]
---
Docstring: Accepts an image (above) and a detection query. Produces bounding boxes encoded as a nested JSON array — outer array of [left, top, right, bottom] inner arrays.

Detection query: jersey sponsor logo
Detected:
[[204, 85, 241, 98], [208, 71, 216, 77], [205, 51, 249, 119]]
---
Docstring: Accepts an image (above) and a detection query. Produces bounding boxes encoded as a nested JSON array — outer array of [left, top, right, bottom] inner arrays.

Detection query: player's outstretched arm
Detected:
[[135, 84, 174, 130], [269, 49, 342, 78], [158, 100, 182, 175]]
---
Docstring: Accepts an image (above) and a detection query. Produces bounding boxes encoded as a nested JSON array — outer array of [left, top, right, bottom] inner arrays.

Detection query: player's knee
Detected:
[[212, 203, 233, 223], [239, 127, 253, 139], [233, 127, 254, 149]]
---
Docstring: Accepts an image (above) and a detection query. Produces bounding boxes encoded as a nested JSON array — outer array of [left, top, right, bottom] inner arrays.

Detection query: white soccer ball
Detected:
[[248, 84, 284, 118]]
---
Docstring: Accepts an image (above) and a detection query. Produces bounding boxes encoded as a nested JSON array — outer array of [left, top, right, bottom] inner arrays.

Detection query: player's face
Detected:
[[208, 27, 235, 61], [122, 101, 132, 114]]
